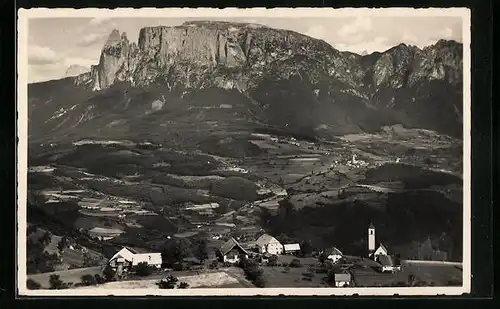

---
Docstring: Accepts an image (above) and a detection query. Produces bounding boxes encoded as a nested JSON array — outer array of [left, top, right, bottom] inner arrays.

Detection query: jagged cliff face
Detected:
[[32, 21, 463, 141], [79, 21, 364, 93]]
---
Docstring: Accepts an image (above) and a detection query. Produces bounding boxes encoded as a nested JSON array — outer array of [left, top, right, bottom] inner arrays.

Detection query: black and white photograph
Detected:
[[17, 7, 471, 296]]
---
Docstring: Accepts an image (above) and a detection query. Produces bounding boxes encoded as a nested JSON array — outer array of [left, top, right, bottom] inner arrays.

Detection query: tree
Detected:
[[26, 279, 41, 290], [209, 260, 219, 270], [103, 264, 116, 281], [267, 255, 278, 266], [289, 259, 301, 268], [134, 262, 153, 277], [161, 238, 192, 266], [40, 231, 51, 246], [253, 274, 266, 288], [318, 251, 327, 265], [300, 240, 313, 257], [194, 239, 209, 264], [49, 274, 65, 290], [81, 274, 97, 286], [58, 236, 69, 252]]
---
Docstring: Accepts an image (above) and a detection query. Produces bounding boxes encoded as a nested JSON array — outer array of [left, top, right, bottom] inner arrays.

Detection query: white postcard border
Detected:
[[16, 7, 472, 297]]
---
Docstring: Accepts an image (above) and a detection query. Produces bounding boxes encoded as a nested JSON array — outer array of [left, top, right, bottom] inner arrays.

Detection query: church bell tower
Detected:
[[368, 222, 375, 257]]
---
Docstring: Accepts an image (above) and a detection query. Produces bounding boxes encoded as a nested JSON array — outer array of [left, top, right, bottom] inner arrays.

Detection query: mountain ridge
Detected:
[[29, 21, 463, 141]]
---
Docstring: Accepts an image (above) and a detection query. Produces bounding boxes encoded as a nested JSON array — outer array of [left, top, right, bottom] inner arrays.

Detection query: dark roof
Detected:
[[378, 255, 394, 267], [368, 222, 375, 229], [378, 242, 388, 253], [219, 237, 250, 256], [328, 247, 343, 256], [125, 247, 151, 254]]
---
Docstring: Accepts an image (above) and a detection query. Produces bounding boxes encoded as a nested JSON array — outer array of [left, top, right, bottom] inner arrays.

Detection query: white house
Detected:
[[108, 247, 163, 272], [217, 237, 250, 264], [131, 253, 162, 268], [334, 272, 352, 287], [326, 247, 344, 264], [283, 243, 301, 255], [255, 234, 283, 255]]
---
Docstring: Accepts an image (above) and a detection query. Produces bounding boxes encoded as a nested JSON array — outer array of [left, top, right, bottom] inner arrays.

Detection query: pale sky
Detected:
[[27, 16, 462, 83]]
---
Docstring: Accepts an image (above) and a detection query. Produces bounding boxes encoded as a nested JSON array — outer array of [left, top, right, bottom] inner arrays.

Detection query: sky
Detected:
[[27, 16, 463, 83]]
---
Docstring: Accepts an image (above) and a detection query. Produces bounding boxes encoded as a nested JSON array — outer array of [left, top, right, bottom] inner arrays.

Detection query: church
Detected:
[[367, 223, 401, 273]]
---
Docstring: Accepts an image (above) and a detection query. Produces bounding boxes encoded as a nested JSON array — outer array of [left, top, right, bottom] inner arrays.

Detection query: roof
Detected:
[[328, 247, 343, 256], [334, 273, 352, 282], [377, 255, 394, 267], [109, 247, 135, 262], [219, 237, 250, 256], [255, 234, 281, 247], [377, 243, 388, 253], [132, 253, 162, 266], [283, 243, 301, 251], [368, 222, 375, 229]]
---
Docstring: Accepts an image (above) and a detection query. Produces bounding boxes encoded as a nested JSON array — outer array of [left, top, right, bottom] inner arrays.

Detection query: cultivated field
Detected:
[[76, 271, 246, 289], [27, 266, 104, 289]]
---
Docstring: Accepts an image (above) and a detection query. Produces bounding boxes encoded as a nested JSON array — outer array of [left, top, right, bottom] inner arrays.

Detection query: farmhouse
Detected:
[[217, 237, 250, 264], [326, 247, 344, 263], [254, 234, 283, 255], [376, 255, 401, 273], [333, 272, 352, 287], [283, 243, 301, 255], [107, 247, 162, 273]]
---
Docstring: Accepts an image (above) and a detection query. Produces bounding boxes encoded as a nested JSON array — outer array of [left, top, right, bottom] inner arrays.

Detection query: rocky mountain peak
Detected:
[[104, 29, 122, 47]]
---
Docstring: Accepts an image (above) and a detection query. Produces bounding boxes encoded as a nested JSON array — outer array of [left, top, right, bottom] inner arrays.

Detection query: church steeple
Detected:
[[368, 222, 376, 257]]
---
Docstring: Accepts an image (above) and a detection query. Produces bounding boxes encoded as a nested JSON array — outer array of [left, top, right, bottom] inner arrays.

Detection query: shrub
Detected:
[[267, 255, 278, 266], [26, 279, 41, 290], [49, 274, 66, 290], [209, 260, 219, 270], [253, 274, 266, 288], [157, 275, 179, 289], [178, 282, 189, 289], [134, 262, 154, 277], [80, 274, 97, 286], [94, 274, 106, 284], [289, 259, 301, 268], [103, 264, 116, 281]]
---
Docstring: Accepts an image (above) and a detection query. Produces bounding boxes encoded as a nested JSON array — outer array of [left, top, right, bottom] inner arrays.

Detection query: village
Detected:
[[27, 221, 462, 290]]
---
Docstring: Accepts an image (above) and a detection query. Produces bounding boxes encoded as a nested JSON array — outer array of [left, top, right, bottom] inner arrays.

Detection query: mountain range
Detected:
[[29, 21, 463, 144]]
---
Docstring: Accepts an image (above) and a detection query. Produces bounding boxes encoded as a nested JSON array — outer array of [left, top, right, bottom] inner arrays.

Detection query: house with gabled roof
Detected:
[[283, 243, 301, 255], [254, 233, 283, 255], [326, 247, 344, 263], [107, 246, 162, 273], [374, 243, 388, 258], [217, 237, 250, 264]]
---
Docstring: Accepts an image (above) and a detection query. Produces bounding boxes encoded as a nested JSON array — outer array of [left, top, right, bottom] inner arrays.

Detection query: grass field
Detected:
[[27, 266, 104, 289], [352, 262, 463, 287], [261, 265, 328, 287], [76, 271, 245, 289]]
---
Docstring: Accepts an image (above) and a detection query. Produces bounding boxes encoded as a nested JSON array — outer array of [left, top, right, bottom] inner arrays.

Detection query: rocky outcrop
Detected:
[[79, 21, 366, 93], [70, 21, 463, 137]]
